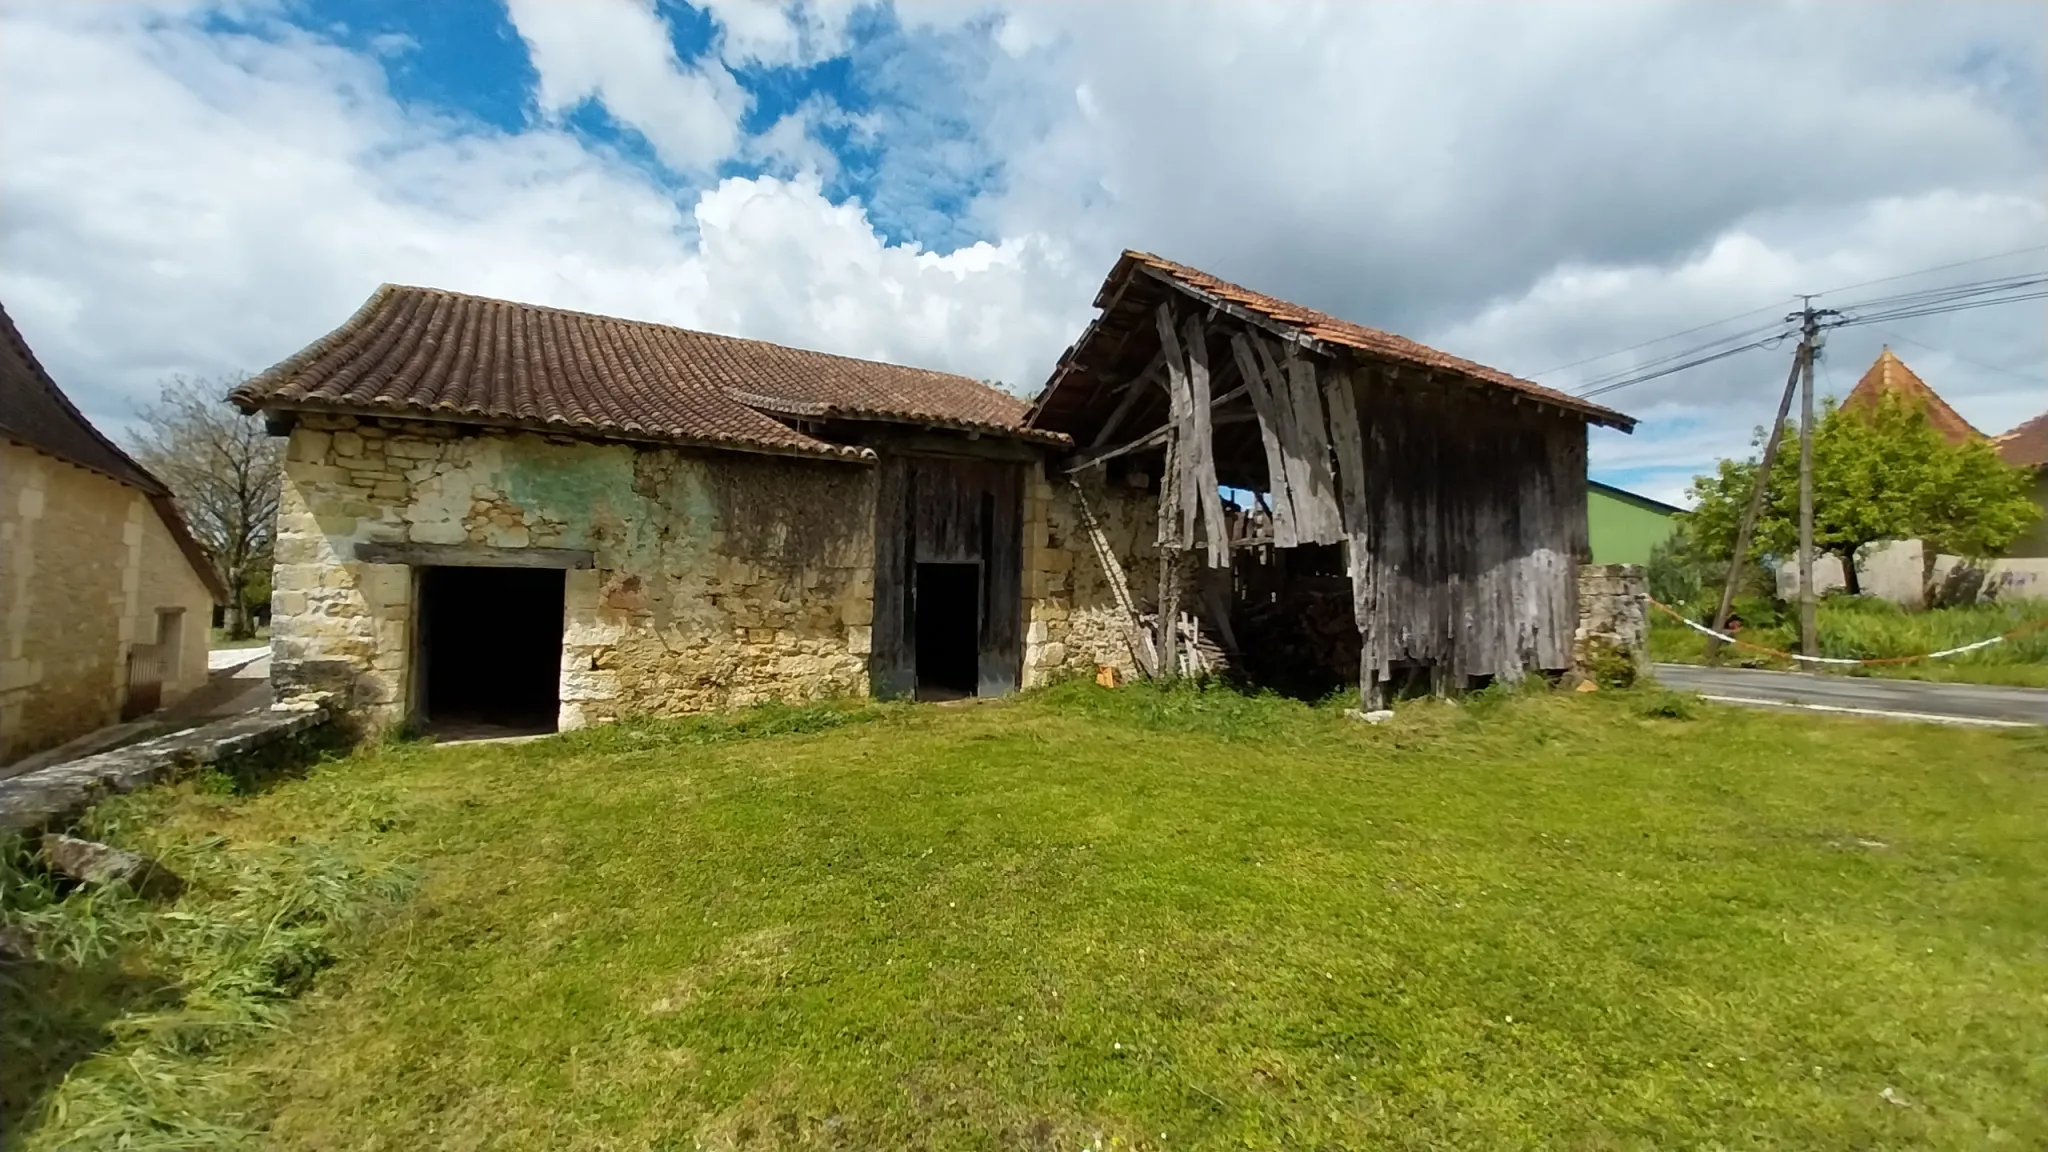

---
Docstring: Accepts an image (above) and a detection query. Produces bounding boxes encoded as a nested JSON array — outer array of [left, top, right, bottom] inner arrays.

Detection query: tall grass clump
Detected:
[[0, 777, 412, 1148], [1651, 595, 2048, 685]]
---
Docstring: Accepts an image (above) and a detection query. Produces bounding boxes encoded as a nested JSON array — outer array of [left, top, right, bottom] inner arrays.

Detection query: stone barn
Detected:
[[1023, 252, 1638, 706], [230, 286, 1089, 737]]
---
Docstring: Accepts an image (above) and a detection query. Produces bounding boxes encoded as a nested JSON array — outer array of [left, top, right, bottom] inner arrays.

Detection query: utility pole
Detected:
[[1794, 299, 1828, 659], [1706, 300, 1837, 659]]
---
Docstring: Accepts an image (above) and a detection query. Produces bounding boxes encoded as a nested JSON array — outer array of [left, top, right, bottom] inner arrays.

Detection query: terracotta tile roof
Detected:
[[0, 303, 228, 603], [1108, 251, 1635, 431], [1841, 348, 1984, 446], [231, 285, 1064, 459], [1994, 411, 2048, 470]]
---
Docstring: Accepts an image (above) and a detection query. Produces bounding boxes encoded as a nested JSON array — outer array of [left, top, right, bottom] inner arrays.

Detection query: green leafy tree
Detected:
[[1680, 390, 2039, 600]]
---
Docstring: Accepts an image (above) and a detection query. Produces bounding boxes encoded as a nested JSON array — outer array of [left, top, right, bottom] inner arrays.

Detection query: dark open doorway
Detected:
[[417, 566, 565, 738], [914, 562, 980, 701]]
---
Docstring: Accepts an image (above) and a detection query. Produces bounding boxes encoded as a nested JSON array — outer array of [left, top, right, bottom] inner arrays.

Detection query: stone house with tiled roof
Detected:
[[1781, 347, 2047, 602], [2, 304, 227, 764], [234, 255, 1637, 735]]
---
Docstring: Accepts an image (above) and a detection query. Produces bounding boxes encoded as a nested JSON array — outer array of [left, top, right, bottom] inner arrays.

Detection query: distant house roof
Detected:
[[230, 285, 1066, 461], [1994, 411, 2048, 470], [1841, 348, 1984, 445], [1588, 479, 1682, 516], [0, 304, 227, 604], [1030, 251, 1636, 433]]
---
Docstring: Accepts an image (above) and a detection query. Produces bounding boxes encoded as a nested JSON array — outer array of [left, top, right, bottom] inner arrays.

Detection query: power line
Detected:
[[1527, 300, 1792, 378], [1527, 243, 2048, 383], [1570, 283, 2046, 400], [1808, 241, 2048, 300], [1875, 329, 2045, 385]]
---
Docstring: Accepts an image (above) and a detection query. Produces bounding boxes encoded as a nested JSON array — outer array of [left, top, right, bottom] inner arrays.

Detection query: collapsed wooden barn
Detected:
[[1025, 252, 1637, 706]]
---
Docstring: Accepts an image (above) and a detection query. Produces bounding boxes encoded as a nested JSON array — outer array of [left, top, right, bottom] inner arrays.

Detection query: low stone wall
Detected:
[[0, 696, 332, 833], [1575, 563, 1649, 680]]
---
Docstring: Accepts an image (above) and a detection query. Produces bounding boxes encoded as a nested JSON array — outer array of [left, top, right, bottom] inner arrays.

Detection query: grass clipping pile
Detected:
[[0, 772, 413, 1148]]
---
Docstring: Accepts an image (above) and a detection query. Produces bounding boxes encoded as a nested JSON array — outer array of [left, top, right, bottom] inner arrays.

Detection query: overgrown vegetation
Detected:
[[1649, 593, 2048, 687], [1683, 391, 2038, 601], [11, 684, 2044, 1148], [1, 774, 413, 1148]]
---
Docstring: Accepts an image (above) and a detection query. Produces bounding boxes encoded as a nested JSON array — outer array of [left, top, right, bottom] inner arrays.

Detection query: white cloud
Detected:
[[1, 0, 2042, 500], [945, 1, 2046, 484], [697, 0, 860, 66], [0, 3, 1084, 438], [503, 0, 749, 173]]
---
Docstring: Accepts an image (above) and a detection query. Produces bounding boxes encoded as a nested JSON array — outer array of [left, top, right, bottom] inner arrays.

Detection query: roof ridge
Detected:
[[380, 283, 1008, 395]]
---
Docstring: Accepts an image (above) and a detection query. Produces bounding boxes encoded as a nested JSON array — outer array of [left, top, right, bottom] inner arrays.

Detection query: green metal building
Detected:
[[1586, 480, 1680, 566]]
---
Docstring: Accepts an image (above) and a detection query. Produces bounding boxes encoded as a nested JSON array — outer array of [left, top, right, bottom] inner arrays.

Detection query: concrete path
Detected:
[[1654, 663, 2048, 727]]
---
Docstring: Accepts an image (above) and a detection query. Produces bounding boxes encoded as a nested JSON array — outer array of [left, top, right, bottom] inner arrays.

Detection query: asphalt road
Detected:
[[1654, 663, 2048, 727]]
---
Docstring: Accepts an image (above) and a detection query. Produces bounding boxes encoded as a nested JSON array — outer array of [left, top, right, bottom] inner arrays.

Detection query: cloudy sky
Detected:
[[2, 0, 2042, 503]]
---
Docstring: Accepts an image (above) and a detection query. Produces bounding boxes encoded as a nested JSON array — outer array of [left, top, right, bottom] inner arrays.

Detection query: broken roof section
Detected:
[[231, 285, 1066, 461], [1028, 250, 1636, 436], [1841, 347, 1985, 446]]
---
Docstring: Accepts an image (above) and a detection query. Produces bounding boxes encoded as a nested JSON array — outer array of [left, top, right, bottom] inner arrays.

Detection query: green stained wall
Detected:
[[1586, 483, 1678, 566]]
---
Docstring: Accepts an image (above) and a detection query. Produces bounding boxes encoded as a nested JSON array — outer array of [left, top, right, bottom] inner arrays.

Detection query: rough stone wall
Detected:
[[1, 442, 214, 763], [272, 416, 875, 732], [1019, 464, 1160, 686], [1574, 563, 1649, 677]]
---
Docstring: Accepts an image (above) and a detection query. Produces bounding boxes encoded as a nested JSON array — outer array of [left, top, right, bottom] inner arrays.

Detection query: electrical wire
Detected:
[[1572, 276, 2048, 399], [1527, 243, 2048, 385], [1807, 242, 2048, 299], [1875, 330, 2046, 385]]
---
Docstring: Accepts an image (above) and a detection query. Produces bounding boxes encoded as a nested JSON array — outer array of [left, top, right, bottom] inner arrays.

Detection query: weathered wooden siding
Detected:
[[1346, 370, 1588, 687], [870, 452, 1025, 699]]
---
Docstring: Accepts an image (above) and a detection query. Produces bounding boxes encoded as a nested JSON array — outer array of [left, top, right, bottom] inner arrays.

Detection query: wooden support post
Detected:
[[1157, 548, 1183, 679], [1706, 347, 1805, 657], [1182, 314, 1230, 567]]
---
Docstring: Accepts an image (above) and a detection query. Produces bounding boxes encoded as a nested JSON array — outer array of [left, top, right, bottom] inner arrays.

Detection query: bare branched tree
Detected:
[[127, 376, 282, 639]]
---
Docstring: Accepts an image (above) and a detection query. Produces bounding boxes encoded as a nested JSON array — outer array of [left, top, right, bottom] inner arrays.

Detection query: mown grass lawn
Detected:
[[9, 681, 2048, 1149]]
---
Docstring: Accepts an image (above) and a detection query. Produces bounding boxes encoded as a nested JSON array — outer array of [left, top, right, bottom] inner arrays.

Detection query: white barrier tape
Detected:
[[1668, 612, 2007, 666]]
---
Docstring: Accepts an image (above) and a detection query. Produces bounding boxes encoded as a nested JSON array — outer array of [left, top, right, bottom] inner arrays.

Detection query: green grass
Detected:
[[210, 626, 270, 651], [1650, 595, 2048, 688], [6, 684, 2047, 1149]]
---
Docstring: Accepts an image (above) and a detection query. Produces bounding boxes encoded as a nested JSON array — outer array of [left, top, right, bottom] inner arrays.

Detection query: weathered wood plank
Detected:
[[1286, 350, 1343, 544], [1182, 314, 1230, 567], [868, 455, 915, 699], [353, 543, 593, 569], [1154, 303, 1193, 549], [1231, 333, 1299, 548]]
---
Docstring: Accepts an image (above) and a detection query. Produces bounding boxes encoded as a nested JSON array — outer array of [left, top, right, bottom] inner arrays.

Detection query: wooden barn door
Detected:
[[870, 453, 1023, 701]]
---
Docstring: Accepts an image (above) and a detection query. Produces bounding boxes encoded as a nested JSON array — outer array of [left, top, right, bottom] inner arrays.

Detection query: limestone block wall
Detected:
[[1, 441, 215, 763], [1019, 464, 1160, 686], [271, 416, 876, 732], [1574, 562, 1649, 677]]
